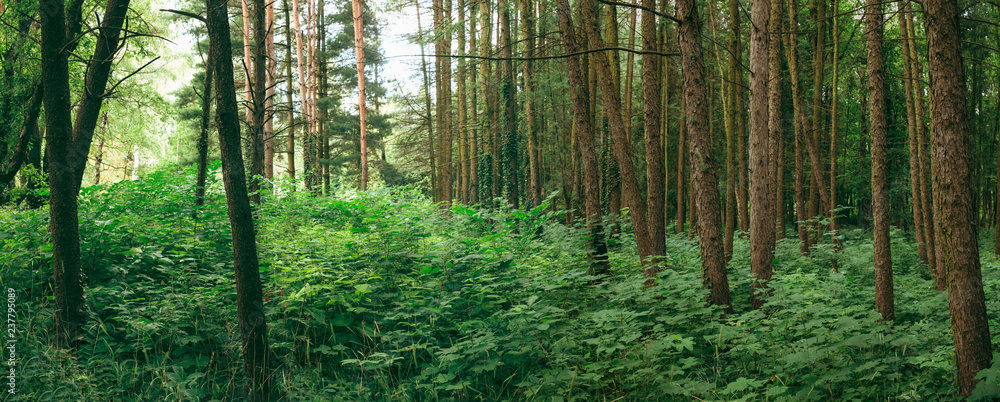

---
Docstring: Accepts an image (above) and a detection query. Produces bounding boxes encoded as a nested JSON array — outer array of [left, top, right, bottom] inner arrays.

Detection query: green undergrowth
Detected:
[[2, 164, 1000, 401]]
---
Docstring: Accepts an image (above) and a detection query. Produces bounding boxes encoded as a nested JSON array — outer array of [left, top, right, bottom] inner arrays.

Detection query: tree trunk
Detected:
[[724, 0, 739, 259], [785, 0, 809, 254], [520, 0, 540, 208], [556, 0, 609, 275], [196, 54, 213, 210], [499, 0, 516, 208], [264, 2, 275, 180], [207, 0, 272, 395], [580, 0, 654, 264], [907, 5, 935, 276], [867, 0, 893, 321], [69, 0, 130, 189], [828, 0, 840, 256], [93, 116, 107, 185], [677, 94, 686, 234], [458, 0, 469, 202], [749, 0, 774, 310], [291, 0, 310, 191], [283, 0, 295, 183], [249, 0, 267, 204], [435, 0, 454, 206], [352, 0, 368, 189], [808, 0, 826, 241], [925, 0, 994, 393], [469, 7, 479, 204], [40, 0, 85, 346], [643, 0, 665, 259], [767, 0, 782, 246], [42, 0, 131, 346], [900, 1, 925, 264], [678, 0, 732, 310]]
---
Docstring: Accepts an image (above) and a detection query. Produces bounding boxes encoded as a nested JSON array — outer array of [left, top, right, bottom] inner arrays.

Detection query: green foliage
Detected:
[[0, 166, 995, 400]]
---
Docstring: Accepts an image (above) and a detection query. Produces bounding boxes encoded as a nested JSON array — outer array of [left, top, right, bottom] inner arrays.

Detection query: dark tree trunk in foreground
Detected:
[[556, 0, 609, 276], [41, 0, 130, 347], [678, 0, 732, 311], [924, 0, 994, 394], [40, 0, 85, 347], [867, 0, 893, 321], [207, 0, 272, 396], [749, 0, 774, 310]]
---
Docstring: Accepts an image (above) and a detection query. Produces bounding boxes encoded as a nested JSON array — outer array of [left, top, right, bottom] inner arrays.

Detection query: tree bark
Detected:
[[907, 4, 935, 277], [290, 0, 310, 191], [677, 94, 686, 234], [556, 0, 609, 276], [580, 0, 654, 264], [265, 2, 276, 180], [678, 0, 732, 310], [458, 0, 469, 202], [867, 0, 893, 321], [643, 0, 665, 259], [207, 0, 272, 395], [520, 0, 540, 208], [469, 8, 479, 204], [899, 1, 925, 264], [40, 0, 85, 347], [749, 0, 774, 310], [249, 0, 267, 204], [785, 0, 809, 254], [724, 0, 739, 260], [499, 0, 515, 208], [924, 0, 994, 393], [828, 0, 840, 256], [352, 0, 368, 189], [807, 0, 826, 241], [283, 0, 295, 183], [69, 0, 130, 189], [767, 0, 782, 247], [196, 52, 213, 211]]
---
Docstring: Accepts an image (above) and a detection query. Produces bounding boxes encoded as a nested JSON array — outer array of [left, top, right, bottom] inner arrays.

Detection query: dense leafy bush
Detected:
[[1, 166, 999, 400]]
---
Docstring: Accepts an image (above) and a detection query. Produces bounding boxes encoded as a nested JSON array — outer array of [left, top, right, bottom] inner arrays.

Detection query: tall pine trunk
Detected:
[[352, 0, 368, 189], [556, 0, 609, 275], [925, 0, 994, 393], [749, 0, 774, 310], [643, 0, 665, 259], [678, 0, 733, 310], [580, 0, 654, 264], [867, 0, 893, 320]]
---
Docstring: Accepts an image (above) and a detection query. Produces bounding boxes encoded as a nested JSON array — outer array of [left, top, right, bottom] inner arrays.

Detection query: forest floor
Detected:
[[2, 164, 1000, 401]]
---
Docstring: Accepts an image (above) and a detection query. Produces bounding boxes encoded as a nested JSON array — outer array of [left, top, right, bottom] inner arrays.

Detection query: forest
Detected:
[[2, 0, 1000, 399]]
